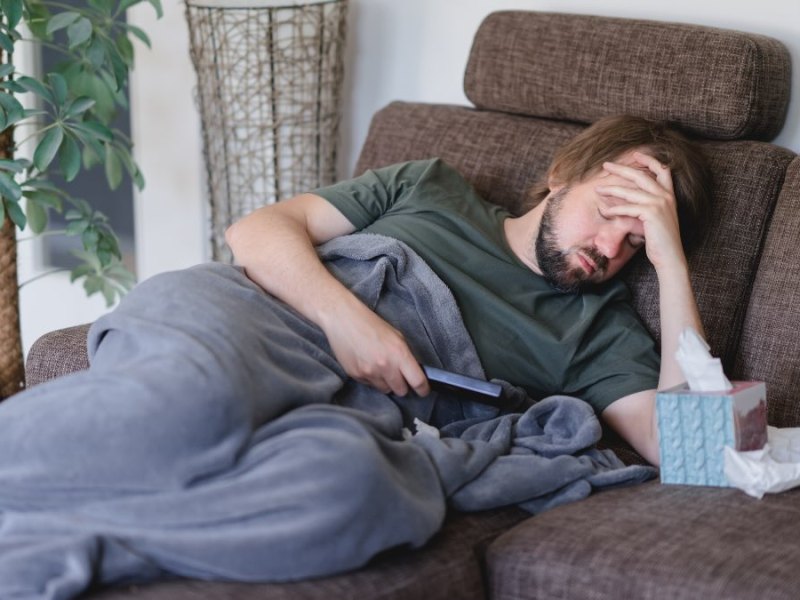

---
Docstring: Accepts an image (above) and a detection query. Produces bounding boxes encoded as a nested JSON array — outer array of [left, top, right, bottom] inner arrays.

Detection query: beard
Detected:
[[534, 189, 608, 293]]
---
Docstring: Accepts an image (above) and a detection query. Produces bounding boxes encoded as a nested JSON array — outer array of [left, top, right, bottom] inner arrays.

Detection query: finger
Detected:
[[632, 151, 675, 193], [384, 367, 411, 397], [602, 161, 664, 196], [401, 361, 430, 397], [595, 184, 661, 205]]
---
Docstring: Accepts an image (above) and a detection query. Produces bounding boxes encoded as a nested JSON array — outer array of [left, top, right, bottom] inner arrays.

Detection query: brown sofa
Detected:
[[25, 11, 800, 600]]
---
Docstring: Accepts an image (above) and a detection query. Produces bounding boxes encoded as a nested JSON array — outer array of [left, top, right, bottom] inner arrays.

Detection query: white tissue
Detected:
[[401, 418, 440, 441], [675, 327, 732, 392], [725, 427, 800, 498]]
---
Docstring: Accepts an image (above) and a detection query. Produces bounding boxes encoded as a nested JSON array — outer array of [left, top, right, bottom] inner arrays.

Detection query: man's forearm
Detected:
[[226, 202, 358, 331], [225, 195, 430, 397], [655, 260, 704, 389]]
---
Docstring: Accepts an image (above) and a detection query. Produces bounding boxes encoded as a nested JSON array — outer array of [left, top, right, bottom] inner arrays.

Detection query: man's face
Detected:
[[535, 153, 649, 293]]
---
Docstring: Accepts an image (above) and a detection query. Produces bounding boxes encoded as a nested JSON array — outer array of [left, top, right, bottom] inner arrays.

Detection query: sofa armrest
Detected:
[[25, 324, 91, 387]]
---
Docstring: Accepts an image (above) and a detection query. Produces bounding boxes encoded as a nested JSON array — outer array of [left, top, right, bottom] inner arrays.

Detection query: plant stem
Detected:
[[16, 229, 67, 242], [18, 267, 71, 288]]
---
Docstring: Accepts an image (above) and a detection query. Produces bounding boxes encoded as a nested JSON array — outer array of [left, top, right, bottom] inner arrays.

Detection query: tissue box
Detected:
[[657, 381, 767, 486]]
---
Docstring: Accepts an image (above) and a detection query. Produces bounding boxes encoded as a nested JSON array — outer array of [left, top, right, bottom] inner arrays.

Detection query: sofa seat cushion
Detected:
[[487, 481, 800, 600], [83, 507, 529, 599]]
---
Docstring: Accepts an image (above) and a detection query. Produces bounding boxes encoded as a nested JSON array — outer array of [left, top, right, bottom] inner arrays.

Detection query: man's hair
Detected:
[[529, 115, 712, 252]]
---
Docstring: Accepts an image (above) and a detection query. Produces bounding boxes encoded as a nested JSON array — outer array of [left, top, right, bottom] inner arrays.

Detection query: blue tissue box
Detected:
[[657, 381, 767, 486]]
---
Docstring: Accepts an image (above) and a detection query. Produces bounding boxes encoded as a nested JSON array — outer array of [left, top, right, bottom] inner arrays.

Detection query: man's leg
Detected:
[[0, 404, 447, 596], [0, 263, 347, 509]]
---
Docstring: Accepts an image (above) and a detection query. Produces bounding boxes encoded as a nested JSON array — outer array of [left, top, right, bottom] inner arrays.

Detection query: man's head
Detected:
[[528, 115, 712, 292]]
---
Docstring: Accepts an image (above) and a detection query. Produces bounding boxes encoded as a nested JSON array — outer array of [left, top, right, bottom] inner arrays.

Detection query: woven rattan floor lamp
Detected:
[[186, 0, 348, 261]]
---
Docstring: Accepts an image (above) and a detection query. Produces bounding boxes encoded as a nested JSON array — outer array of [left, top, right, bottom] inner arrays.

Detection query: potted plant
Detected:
[[0, 0, 161, 398]]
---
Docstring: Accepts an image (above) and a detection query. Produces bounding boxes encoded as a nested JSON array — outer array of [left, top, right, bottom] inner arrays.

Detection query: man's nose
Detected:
[[595, 226, 627, 259]]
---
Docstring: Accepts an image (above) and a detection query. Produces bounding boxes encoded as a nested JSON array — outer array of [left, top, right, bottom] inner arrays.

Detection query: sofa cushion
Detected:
[[486, 481, 800, 600], [464, 11, 791, 141], [25, 323, 91, 386], [734, 157, 800, 427], [83, 507, 528, 599]]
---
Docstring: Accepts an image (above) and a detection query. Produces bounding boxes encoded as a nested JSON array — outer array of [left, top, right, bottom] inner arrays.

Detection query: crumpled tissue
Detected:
[[675, 327, 732, 392], [725, 426, 800, 498]]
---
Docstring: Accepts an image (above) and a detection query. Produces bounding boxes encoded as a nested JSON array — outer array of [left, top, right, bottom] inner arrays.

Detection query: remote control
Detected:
[[422, 365, 505, 406]]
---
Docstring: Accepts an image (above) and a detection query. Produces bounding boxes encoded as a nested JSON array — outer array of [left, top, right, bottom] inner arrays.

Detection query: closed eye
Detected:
[[597, 206, 611, 221]]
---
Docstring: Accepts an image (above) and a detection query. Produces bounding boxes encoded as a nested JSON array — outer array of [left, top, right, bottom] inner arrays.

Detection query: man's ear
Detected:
[[547, 171, 565, 195]]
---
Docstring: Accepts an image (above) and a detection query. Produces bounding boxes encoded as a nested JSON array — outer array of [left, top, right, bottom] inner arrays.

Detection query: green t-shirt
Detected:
[[314, 158, 659, 413]]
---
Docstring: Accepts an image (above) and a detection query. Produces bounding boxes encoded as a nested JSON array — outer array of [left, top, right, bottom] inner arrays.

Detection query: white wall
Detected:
[[18, 0, 800, 355]]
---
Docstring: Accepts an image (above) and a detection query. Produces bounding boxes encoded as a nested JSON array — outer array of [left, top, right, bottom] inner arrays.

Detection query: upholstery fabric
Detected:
[[25, 323, 91, 386], [464, 11, 791, 141], [735, 157, 800, 427], [354, 102, 582, 216], [487, 481, 800, 600], [84, 508, 529, 600]]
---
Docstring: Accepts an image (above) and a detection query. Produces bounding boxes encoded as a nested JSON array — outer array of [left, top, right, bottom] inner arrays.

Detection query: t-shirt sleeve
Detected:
[[564, 295, 661, 414], [312, 159, 440, 230]]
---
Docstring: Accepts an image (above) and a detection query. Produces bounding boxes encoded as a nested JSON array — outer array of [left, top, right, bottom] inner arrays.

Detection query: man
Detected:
[[227, 115, 711, 466], [0, 115, 710, 595]]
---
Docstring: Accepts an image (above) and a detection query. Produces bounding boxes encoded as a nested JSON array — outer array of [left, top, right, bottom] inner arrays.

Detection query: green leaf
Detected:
[[45, 11, 80, 35], [87, 0, 113, 14], [23, 178, 64, 194], [0, 80, 26, 93], [66, 17, 92, 49], [0, 198, 4, 223], [1, 0, 24, 30], [0, 91, 24, 126], [0, 171, 21, 200], [104, 143, 122, 189], [33, 126, 65, 172], [132, 166, 144, 190], [64, 69, 117, 122], [0, 159, 24, 173], [74, 120, 113, 142], [116, 33, 134, 67], [148, 0, 164, 19], [16, 76, 53, 104], [47, 72, 68, 105], [66, 218, 88, 235], [65, 96, 95, 118], [101, 280, 117, 306], [126, 24, 151, 48], [23, 189, 62, 211], [81, 143, 102, 169], [70, 263, 94, 283], [86, 38, 105, 68], [25, 1, 51, 39], [81, 227, 99, 248], [58, 134, 81, 181], [83, 273, 103, 296], [0, 31, 15, 55], [0, 63, 14, 79], [119, 0, 161, 16], [25, 196, 48, 233], [5, 197, 26, 229]]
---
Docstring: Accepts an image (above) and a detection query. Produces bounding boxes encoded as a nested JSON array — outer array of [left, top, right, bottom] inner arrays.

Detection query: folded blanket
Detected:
[[0, 233, 654, 599]]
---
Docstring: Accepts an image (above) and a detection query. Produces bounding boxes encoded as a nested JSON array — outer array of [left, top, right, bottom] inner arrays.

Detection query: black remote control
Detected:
[[422, 365, 505, 406]]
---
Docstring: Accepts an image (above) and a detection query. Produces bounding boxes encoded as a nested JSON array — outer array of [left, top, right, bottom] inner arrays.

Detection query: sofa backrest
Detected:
[[355, 11, 798, 426], [735, 157, 800, 427]]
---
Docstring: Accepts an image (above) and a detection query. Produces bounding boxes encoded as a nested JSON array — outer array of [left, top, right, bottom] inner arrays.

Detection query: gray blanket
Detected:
[[0, 233, 655, 599]]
